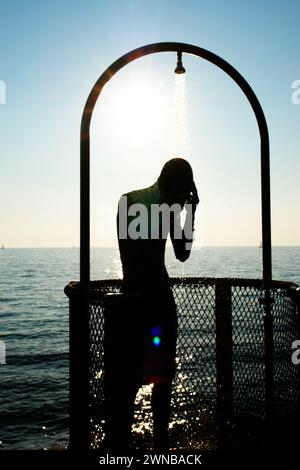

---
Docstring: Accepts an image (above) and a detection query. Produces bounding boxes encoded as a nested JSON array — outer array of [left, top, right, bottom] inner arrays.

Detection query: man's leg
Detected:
[[151, 381, 172, 450], [104, 380, 139, 450]]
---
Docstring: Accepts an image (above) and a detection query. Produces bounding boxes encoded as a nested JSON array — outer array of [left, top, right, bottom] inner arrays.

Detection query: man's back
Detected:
[[117, 183, 169, 292]]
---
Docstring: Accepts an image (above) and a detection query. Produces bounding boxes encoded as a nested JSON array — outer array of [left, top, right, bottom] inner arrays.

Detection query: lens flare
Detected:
[[150, 326, 162, 347]]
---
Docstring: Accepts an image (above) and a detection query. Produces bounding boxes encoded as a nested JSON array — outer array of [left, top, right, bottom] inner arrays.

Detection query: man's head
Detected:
[[157, 158, 194, 206]]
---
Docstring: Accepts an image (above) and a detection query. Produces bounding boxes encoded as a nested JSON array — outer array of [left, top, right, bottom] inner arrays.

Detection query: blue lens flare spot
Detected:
[[150, 326, 162, 336], [153, 336, 161, 347]]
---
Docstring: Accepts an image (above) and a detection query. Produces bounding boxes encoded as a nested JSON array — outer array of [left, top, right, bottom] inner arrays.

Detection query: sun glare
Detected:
[[106, 78, 169, 144]]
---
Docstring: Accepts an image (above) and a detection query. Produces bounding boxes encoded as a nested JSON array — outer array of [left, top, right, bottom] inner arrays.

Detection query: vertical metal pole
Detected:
[[70, 114, 90, 455], [215, 281, 233, 446], [65, 284, 90, 455], [80, 122, 90, 284], [70, 293, 90, 454], [260, 137, 272, 289], [260, 135, 274, 426]]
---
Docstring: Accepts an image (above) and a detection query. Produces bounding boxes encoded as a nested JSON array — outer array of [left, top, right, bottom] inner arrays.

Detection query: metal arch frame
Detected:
[[80, 41, 272, 287], [78, 42, 273, 451]]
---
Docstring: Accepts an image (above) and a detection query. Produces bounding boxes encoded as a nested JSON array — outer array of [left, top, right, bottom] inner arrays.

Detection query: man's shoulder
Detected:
[[120, 185, 159, 205], [119, 189, 143, 206], [124, 188, 143, 199]]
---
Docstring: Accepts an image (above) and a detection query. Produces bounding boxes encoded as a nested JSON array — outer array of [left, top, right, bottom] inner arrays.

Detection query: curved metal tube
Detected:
[[80, 42, 271, 290]]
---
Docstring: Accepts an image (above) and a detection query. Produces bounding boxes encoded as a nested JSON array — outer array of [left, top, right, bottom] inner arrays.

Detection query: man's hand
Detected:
[[185, 180, 199, 214]]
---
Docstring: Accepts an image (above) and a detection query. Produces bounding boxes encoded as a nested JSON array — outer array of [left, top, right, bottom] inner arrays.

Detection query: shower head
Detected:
[[174, 51, 185, 74]]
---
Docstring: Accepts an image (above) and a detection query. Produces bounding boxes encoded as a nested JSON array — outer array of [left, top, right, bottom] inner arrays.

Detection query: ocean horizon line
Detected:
[[1, 245, 300, 249]]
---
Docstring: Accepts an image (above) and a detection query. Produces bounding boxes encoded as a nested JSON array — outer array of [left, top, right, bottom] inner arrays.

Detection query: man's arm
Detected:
[[170, 209, 194, 262]]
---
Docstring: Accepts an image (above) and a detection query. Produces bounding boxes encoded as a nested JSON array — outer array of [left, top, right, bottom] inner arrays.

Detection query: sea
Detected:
[[0, 246, 299, 450]]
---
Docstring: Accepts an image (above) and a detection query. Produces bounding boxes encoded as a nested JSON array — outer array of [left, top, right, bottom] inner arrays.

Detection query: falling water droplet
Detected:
[[179, 261, 185, 300]]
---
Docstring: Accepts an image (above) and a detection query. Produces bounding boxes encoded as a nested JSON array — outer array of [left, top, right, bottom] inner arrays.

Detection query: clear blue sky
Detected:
[[0, 0, 299, 247]]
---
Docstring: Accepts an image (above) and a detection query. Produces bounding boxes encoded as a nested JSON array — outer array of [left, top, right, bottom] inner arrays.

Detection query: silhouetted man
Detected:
[[104, 158, 199, 450]]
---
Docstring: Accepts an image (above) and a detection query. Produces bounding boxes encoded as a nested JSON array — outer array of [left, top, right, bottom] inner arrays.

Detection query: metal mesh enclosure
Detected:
[[273, 287, 299, 418], [232, 284, 265, 421], [66, 277, 299, 450]]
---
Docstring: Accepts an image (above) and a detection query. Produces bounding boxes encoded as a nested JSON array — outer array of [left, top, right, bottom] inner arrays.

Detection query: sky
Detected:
[[0, 0, 299, 247]]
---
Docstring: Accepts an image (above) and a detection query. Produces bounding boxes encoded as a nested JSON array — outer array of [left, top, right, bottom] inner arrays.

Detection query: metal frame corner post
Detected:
[[69, 291, 90, 454]]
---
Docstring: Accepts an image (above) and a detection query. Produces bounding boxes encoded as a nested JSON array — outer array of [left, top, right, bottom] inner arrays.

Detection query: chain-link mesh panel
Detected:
[[75, 278, 299, 450], [272, 287, 299, 420], [232, 284, 265, 421], [88, 281, 121, 449], [171, 280, 217, 449]]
